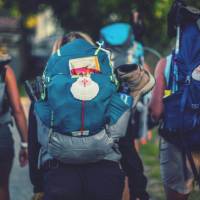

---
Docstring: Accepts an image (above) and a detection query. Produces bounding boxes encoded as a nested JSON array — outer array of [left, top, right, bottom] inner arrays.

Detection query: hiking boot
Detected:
[[116, 64, 155, 107], [0, 47, 11, 66]]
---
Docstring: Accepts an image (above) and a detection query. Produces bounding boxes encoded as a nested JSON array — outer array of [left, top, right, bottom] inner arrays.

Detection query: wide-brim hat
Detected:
[[0, 47, 11, 66]]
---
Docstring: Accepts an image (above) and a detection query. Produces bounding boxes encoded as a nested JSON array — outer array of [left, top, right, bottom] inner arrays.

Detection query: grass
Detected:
[[140, 130, 200, 200], [19, 84, 27, 97]]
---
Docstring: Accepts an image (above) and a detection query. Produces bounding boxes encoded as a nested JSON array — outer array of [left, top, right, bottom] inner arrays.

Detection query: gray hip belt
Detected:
[[36, 109, 131, 164], [47, 128, 114, 164]]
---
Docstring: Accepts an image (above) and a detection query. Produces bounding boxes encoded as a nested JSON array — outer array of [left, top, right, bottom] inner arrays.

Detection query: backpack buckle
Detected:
[[191, 104, 200, 110], [48, 159, 60, 169], [185, 76, 191, 85]]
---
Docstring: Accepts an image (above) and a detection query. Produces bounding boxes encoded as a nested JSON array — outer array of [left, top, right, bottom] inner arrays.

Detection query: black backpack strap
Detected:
[[0, 66, 6, 82]]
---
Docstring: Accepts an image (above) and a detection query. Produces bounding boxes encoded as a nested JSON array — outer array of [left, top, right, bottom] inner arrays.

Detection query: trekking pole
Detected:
[[172, 0, 182, 93]]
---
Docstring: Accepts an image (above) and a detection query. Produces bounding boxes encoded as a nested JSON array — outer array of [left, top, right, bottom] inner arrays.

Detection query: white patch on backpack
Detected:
[[70, 76, 99, 101], [192, 65, 200, 81], [71, 130, 89, 136], [69, 56, 100, 77]]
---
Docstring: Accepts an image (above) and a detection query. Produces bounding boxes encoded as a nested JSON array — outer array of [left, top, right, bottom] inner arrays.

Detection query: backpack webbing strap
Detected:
[[180, 85, 190, 112], [186, 152, 200, 187], [179, 114, 200, 188], [0, 66, 6, 82], [167, 54, 174, 91], [182, 143, 200, 188], [167, 51, 179, 92]]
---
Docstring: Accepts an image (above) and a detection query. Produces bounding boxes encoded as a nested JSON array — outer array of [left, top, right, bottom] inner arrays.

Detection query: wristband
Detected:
[[21, 142, 28, 148]]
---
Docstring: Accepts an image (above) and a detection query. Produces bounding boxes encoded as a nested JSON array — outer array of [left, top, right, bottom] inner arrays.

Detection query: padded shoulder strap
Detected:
[[0, 66, 6, 82], [164, 54, 172, 87]]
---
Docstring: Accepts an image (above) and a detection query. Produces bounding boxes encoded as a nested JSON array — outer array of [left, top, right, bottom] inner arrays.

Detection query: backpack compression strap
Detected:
[[0, 66, 6, 82]]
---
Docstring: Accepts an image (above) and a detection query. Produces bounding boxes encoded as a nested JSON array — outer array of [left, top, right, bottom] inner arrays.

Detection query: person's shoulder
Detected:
[[4, 65, 17, 83], [154, 57, 167, 76], [4, 65, 14, 75], [156, 58, 167, 71]]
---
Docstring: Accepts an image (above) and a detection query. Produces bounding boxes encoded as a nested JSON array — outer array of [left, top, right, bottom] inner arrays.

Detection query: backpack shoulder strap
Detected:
[[0, 66, 6, 82], [164, 54, 173, 89], [164, 55, 171, 82]]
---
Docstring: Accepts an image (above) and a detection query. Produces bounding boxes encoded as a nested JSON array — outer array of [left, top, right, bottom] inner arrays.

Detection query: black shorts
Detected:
[[0, 123, 14, 164], [43, 160, 125, 200]]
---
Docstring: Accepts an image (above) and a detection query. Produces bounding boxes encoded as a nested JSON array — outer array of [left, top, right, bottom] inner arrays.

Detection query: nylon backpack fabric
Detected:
[[35, 39, 118, 134], [34, 39, 133, 164], [160, 22, 200, 151]]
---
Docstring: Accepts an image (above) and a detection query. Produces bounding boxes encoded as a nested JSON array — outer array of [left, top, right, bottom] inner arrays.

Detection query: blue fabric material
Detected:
[[100, 23, 133, 46], [162, 22, 200, 151], [132, 42, 144, 65], [35, 39, 130, 134], [177, 24, 200, 82], [164, 54, 172, 85], [107, 93, 133, 125]]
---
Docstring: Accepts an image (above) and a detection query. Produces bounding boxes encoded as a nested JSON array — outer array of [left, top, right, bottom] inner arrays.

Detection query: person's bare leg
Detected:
[[134, 140, 140, 152], [0, 185, 9, 200], [164, 186, 189, 200]]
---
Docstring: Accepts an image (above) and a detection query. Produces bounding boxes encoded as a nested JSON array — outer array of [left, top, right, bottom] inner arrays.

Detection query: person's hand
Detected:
[[19, 147, 28, 167], [133, 11, 139, 23], [32, 192, 44, 200]]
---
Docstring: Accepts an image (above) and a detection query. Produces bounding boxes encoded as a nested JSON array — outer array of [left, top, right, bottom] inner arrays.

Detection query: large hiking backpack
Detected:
[[100, 22, 144, 67], [34, 39, 132, 164], [160, 21, 200, 152]]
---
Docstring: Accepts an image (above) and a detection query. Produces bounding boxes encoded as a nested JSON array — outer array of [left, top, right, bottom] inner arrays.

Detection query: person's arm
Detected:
[[149, 58, 166, 121], [5, 65, 28, 166], [51, 38, 63, 54]]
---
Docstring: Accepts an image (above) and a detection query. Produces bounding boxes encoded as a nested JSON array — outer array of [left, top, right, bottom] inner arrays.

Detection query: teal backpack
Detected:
[[34, 39, 132, 164], [100, 23, 144, 67]]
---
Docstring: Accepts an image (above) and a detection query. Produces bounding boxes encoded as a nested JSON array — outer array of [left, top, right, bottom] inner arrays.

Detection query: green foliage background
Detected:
[[1, 0, 200, 56]]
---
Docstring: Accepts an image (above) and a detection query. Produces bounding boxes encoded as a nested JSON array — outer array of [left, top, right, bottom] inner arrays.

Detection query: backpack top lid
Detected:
[[100, 23, 134, 46], [35, 38, 118, 134], [45, 39, 113, 78], [177, 22, 200, 74]]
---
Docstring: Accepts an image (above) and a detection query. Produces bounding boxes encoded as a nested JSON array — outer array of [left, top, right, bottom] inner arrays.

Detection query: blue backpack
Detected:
[[34, 39, 132, 164], [160, 21, 200, 151], [100, 23, 144, 67], [100, 23, 134, 47]]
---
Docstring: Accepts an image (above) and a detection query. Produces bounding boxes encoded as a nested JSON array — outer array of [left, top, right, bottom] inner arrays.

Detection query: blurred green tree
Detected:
[[2, 0, 200, 45], [0, 0, 200, 78]]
